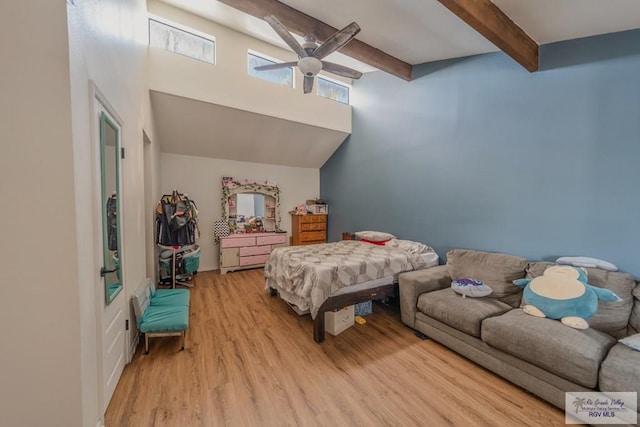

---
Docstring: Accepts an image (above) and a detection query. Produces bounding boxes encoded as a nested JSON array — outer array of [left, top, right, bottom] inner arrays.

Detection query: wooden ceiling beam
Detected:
[[436, 0, 539, 72], [218, 0, 413, 81]]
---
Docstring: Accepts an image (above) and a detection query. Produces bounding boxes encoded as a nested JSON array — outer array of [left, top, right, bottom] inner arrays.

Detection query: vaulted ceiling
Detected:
[[152, 0, 640, 168], [161, 0, 640, 77]]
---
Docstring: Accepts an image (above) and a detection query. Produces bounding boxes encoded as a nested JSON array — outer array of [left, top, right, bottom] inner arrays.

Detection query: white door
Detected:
[[93, 89, 127, 412]]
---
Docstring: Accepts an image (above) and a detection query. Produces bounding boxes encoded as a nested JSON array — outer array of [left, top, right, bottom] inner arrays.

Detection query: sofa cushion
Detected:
[[417, 288, 512, 337], [630, 285, 640, 333], [599, 344, 640, 410], [527, 262, 637, 338], [447, 249, 527, 307], [482, 309, 617, 388]]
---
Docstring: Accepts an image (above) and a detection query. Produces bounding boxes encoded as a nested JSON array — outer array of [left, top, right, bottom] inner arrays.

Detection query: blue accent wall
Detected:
[[321, 29, 640, 277]]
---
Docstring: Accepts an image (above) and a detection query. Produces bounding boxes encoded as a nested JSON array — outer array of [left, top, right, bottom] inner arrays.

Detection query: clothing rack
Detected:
[[155, 190, 199, 288]]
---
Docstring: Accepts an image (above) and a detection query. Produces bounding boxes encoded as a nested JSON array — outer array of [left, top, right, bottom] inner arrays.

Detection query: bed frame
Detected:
[[269, 282, 398, 343]]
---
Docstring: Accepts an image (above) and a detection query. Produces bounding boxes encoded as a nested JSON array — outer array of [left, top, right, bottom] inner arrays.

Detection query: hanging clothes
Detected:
[[155, 190, 199, 246], [106, 194, 118, 251]]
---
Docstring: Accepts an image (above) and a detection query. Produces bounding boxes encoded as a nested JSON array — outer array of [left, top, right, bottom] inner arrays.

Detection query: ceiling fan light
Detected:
[[297, 57, 322, 77]]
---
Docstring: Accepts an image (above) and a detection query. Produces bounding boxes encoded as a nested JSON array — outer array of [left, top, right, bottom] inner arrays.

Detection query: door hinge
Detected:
[[125, 319, 129, 331], [120, 147, 125, 159]]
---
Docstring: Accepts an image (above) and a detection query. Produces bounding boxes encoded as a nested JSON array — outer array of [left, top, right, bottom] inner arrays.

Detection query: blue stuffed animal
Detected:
[[513, 265, 619, 329]]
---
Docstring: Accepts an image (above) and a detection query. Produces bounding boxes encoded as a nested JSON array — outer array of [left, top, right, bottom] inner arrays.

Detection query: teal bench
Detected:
[[132, 279, 190, 354]]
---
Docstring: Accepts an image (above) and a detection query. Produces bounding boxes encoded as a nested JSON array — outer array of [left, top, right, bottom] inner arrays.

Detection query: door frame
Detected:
[[89, 81, 130, 416]]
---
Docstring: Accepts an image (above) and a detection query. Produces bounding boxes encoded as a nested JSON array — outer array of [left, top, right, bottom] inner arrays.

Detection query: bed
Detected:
[[264, 238, 439, 342]]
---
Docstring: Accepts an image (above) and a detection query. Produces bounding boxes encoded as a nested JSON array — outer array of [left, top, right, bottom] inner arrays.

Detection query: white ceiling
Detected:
[[150, 91, 349, 168], [160, 0, 640, 68]]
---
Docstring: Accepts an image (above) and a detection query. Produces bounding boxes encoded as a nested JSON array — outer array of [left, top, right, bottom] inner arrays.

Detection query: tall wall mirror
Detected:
[[221, 179, 281, 233], [100, 112, 123, 304]]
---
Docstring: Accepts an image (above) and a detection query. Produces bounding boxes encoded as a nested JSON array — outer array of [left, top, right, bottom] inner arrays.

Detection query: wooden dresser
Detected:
[[219, 232, 286, 274], [291, 214, 327, 246]]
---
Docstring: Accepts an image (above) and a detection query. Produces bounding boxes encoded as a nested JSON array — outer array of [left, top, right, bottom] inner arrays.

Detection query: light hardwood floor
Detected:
[[105, 269, 567, 426]]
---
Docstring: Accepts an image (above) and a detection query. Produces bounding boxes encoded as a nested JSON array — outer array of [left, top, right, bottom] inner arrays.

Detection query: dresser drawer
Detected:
[[239, 245, 271, 256], [301, 222, 326, 232], [311, 215, 326, 223], [221, 236, 256, 248], [299, 215, 314, 224], [239, 254, 271, 266], [300, 231, 326, 242], [256, 234, 287, 245]]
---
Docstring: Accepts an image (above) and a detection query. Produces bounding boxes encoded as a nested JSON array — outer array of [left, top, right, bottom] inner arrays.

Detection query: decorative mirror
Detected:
[[221, 179, 281, 233]]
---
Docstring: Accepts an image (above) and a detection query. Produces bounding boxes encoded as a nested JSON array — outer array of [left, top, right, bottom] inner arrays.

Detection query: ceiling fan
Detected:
[[254, 15, 363, 94]]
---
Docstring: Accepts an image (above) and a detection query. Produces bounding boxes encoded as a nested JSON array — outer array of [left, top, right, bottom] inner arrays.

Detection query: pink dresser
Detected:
[[219, 232, 287, 274]]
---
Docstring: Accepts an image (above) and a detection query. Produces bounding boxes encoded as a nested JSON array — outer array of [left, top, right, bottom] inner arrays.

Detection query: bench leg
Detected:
[[181, 331, 185, 351], [145, 334, 149, 354]]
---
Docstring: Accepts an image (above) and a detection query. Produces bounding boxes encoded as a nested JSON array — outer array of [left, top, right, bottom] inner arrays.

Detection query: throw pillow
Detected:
[[451, 278, 493, 298], [556, 256, 618, 272], [355, 230, 396, 242], [619, 334, 640, 352], [446, 249, 527, 306]]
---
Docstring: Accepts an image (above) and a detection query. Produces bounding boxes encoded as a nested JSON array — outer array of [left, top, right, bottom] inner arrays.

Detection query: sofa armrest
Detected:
[[399, 265, 451, 328]]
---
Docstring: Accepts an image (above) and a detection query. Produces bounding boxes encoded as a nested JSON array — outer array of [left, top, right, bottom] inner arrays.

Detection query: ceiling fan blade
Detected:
[[253, 61, 298, 72], [312, 22, 361, 60], [320, 62, 363, 79], [303, 76, 314, 94], [264, 15, 308, 58]]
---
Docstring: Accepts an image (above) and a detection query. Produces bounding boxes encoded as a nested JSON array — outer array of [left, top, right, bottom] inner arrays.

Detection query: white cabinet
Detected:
[[219, 232, 286, 274]]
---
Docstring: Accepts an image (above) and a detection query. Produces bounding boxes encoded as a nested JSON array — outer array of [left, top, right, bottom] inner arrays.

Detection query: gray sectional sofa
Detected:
[[399, 249, 640, 419]]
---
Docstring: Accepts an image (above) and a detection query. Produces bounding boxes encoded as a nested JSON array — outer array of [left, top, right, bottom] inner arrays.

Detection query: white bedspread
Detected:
[[264, 240, 436, 318]]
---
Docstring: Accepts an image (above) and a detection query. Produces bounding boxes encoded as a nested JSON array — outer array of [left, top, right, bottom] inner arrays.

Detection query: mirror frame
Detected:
[[100, 111, 123, 304], [221, 180, 281, 232]]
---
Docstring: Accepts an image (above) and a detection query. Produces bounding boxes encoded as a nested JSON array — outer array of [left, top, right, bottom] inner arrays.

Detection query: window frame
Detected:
[[148, 15, 216, 65], [316, 74, 351, 105], [247, 49, 295, 89]]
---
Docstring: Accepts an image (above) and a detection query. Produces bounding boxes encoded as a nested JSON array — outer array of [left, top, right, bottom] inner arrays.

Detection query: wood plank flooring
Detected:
[[105, 269, 567, 426]]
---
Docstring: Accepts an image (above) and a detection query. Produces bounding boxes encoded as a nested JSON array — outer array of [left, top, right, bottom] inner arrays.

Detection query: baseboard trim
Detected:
[[129, 333, 139, 362]]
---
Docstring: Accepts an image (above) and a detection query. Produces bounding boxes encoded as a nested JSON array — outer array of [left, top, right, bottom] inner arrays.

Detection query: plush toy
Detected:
[[289, 204, 309, 215], [513, 265, 620, 329]]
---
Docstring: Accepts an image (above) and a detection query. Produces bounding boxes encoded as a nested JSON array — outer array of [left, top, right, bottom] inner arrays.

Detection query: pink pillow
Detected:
[[359, 238, 390, 246]]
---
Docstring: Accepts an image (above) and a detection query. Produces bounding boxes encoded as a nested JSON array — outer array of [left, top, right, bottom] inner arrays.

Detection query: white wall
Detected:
[[0, 2, 82, 426], [160, 153, 320, 271], [143, 59, 163, 285], [67, 0, 151, 425], [147, 0, 351, 134], [144, 131, 162, 284], [2, 1, 315, 425]]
